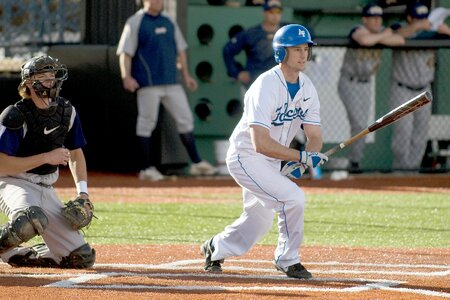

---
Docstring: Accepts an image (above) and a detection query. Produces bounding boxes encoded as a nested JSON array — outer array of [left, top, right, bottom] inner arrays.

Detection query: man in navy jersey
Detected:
[[223, 0, 287, 88], [0, 55, 95, 268], [117, 0, 216, 180]]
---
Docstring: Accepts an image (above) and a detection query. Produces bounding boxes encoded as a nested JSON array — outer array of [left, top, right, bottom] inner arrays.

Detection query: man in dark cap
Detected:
[[388, 2, 450, 171], [338, 3, 404, 173]]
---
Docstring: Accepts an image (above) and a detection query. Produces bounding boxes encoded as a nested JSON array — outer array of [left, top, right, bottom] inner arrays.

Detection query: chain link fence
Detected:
[[300, 39, 450, 173]]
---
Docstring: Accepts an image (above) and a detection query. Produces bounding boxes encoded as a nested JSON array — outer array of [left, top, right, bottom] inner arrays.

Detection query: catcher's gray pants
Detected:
[[136, 84, 194, 137], [389, 83, 432, 170], [0, 176, 87, 263], [338, 75, 374, 164]]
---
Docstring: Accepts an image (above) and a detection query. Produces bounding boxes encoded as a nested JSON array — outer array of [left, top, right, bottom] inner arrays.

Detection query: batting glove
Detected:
[[299, 151, 328, 168], [281, 161, 307, 179]]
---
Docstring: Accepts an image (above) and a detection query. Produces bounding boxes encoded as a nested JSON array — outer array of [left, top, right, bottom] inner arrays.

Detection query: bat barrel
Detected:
[[324, 91, 431, 158], [368, 91, 431, 132]]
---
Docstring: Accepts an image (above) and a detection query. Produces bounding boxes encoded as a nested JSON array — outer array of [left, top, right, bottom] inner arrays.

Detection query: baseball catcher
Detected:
[[0, 55, 95, 269]]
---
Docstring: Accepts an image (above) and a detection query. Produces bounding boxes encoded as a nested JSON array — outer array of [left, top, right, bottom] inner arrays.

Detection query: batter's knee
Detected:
[[280, 188, 306, 212], [0, 206, 48, 254], [60, 243, 96, 269]]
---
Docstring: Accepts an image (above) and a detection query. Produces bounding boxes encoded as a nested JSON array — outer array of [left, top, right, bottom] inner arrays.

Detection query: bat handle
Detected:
[[324, 129, 370, 157], [324, 144, 345, 157]]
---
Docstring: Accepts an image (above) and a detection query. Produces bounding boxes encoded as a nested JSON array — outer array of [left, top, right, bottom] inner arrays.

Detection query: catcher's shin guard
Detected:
[[0, 206, 48, 254], [60, 243, 96, 269]]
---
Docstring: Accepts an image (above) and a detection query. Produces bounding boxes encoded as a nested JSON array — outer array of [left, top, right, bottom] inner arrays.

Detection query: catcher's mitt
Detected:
[[62, 197, 94, 230]]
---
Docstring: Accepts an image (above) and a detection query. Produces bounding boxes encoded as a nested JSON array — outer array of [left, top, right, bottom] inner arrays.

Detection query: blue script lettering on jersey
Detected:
[[272, 104, 308, 126]]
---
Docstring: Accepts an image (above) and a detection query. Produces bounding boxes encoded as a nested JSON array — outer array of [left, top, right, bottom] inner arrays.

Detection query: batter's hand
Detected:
[[299, 151, 328, 168], [281, 161, 306, 179], [122, 76, 140, 93]]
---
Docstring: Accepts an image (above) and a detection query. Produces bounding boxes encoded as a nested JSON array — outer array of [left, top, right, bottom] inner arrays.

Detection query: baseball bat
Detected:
[[324, 91, 432, 157]]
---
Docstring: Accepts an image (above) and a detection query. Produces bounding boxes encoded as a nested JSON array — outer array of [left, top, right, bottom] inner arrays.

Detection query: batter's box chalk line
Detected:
[[1, 260, 449, 298], [93, 259, 450, 277]]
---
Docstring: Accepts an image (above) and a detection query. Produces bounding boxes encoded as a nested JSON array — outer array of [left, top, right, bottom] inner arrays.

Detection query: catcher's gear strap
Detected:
[[0, 105, 25, 130], [60, 243, 96, 269], [0, 206, 48, 254]]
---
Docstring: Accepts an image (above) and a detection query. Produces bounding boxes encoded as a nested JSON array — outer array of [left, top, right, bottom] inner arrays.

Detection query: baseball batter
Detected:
[[117, 0, 216, 180], [0, 55, 95, 268], [338, 3, 404, 173], [201, 24, 328, 279], [389, 3, 450, 170]]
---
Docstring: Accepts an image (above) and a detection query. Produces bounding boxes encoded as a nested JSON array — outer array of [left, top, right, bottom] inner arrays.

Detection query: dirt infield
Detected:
[[1, 244, 449, 299], [1, 171, 449, 299]]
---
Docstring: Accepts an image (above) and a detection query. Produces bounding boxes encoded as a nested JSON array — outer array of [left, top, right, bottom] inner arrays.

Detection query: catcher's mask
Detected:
[[21, 55, 68, 103]]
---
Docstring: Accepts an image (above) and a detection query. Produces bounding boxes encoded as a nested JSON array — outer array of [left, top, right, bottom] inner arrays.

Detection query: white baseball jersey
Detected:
[[227, 65, 321, 160], [210, 65, 321, 269]]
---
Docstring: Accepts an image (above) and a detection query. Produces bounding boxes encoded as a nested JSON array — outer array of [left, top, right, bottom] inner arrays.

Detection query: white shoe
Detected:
[[139, 167, 164, 181], [189, 160, 217, 176]]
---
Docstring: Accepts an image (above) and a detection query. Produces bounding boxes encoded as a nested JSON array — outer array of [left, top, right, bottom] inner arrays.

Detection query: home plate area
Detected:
[[2, 259, 449, 298]]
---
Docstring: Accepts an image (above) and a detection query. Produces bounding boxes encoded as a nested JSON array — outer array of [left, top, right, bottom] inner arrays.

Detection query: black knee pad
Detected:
[[60, 243, 96, 269], [0, 206, 48, 254]]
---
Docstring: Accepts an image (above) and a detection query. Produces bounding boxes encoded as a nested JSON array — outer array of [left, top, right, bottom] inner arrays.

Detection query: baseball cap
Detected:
[[407, 3, 429, 19], [362, 3, 383, 17], [263, 0, 282, 11]]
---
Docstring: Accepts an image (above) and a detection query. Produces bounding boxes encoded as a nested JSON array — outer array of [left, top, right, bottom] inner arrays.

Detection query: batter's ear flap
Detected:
[[274, 47, 286, 63]]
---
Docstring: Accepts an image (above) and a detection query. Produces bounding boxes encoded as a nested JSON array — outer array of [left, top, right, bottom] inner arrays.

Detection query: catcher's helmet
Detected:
[[21, 55, 68, 99], [273, 24, 315, 63]]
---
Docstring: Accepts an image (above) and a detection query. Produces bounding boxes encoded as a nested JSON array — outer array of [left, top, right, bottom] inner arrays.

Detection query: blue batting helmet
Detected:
[[273, 24, 315, 63]]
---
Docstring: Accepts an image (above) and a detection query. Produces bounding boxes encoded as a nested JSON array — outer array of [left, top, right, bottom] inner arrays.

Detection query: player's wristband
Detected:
[[76, 181, 89, 196], [299, 151, 304, 163]]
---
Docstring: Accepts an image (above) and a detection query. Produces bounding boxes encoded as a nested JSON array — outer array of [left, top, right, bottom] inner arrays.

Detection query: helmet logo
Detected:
[[298, 30, 305, 37]]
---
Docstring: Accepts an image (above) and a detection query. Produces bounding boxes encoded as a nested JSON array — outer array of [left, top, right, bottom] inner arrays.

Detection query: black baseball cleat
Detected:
[[7, 244, 59, 268], [275, 262, 312, 279], [200, 237, 224, 273]]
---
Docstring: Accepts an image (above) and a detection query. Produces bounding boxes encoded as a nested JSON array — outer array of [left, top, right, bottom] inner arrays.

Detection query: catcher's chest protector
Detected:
[[16, 97, 72, 175]]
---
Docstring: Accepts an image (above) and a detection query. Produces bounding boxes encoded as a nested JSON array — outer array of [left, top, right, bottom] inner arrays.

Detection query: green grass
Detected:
[[1, 192, 449, 248], [304, 193, 450, 247]]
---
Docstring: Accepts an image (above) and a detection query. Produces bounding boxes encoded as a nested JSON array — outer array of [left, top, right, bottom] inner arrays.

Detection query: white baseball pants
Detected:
[[211, 154, 307, 269]]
